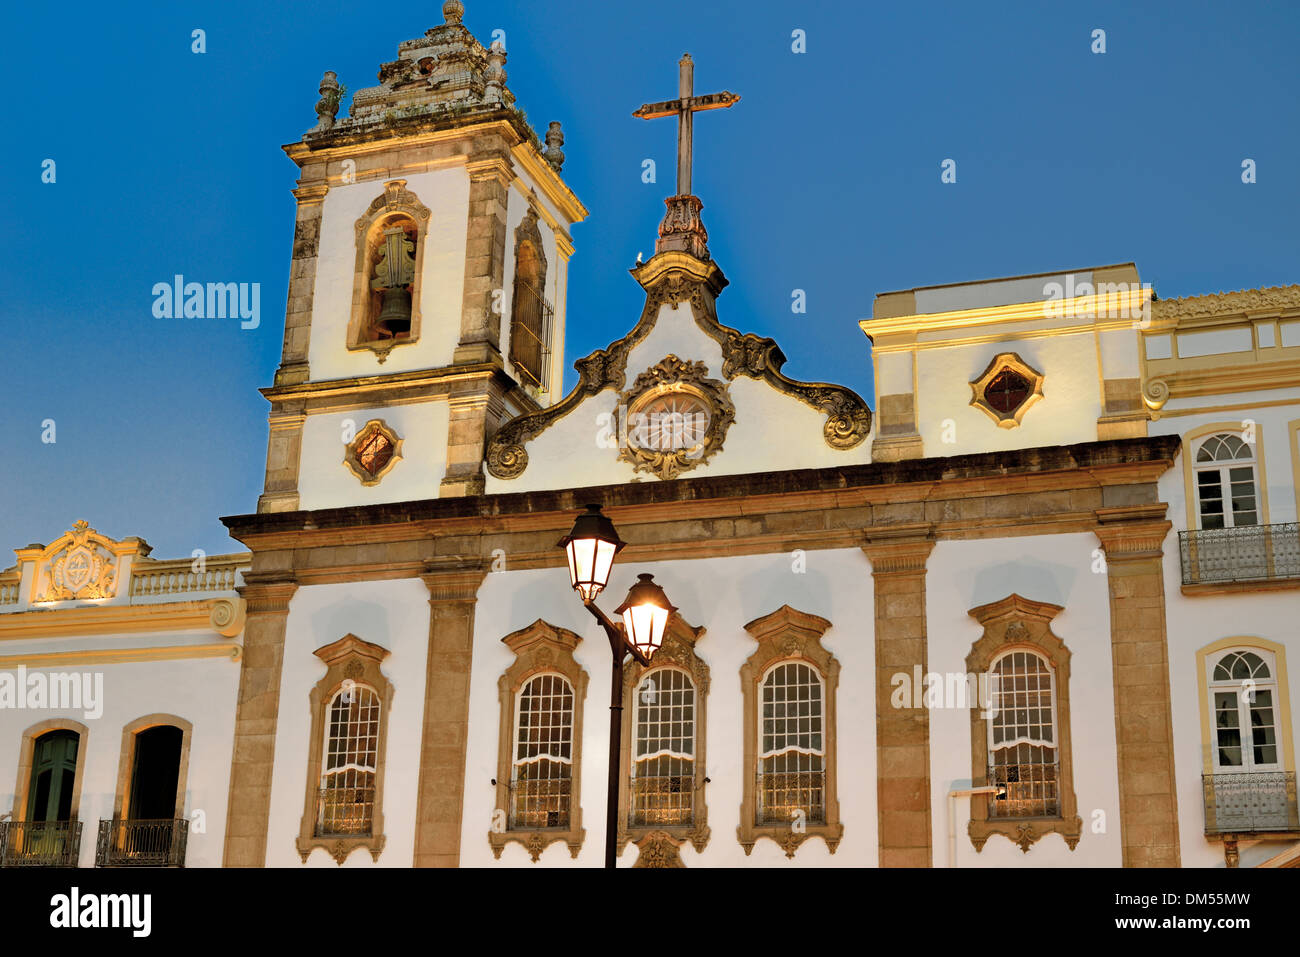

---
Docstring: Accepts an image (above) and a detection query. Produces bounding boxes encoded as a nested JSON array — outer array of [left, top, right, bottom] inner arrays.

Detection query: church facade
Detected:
[[1, 3, 1297, 869]]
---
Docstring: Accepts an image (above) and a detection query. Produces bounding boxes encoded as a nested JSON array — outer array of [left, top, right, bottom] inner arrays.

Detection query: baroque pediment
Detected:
[[26, 521, 150, 604], [485, 252, 872, 481]]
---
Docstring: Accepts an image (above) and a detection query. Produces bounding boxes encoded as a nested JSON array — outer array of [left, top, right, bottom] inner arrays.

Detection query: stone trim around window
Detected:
[[969, 351, 1045, 429], [616, 613, 711, 856], [738, 605, 843, 858], [347, 179, 432, 360], [490, 619, 589, 863], [295, 633, 394, 865], [965, 593, 1082, 853], [112, 714, 193, 821], [11, 718, 90, 823]]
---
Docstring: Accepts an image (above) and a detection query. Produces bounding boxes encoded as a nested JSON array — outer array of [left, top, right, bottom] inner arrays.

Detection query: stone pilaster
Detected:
[[275, 179, 328, 387], [863, 525, 936, 867], [257, 403, 307, 513], [440, 386, 505, 497], [222, 573, 297, 867], [453, 153, 512, 366], [413, 561, 488, 867], [1094, 504, 1181, 867]]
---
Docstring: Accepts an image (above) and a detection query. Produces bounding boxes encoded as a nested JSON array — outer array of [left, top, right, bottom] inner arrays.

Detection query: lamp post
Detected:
[[557, 504, 676, 868]]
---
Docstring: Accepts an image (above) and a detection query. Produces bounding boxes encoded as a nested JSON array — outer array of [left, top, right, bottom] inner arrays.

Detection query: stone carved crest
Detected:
[[633, 831, 687, 868], [613, 355, 735, 480], [34, 521, 121, 602]]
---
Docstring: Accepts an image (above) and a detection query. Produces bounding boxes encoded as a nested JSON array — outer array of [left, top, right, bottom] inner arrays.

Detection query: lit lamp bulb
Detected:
[[556, 504, 625, 602], [615, 574, 677, 661]]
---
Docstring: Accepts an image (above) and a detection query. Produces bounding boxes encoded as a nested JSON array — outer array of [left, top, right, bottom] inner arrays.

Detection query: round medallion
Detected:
[[629, 390, 712, 455], [63, 547, 94, 591]]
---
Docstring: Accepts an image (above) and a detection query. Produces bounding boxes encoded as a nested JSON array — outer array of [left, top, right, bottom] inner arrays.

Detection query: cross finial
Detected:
[[633, 55, 739, 259]]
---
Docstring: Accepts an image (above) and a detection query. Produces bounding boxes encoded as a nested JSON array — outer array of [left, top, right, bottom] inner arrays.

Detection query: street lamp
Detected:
[[557, 504, 676, 868]]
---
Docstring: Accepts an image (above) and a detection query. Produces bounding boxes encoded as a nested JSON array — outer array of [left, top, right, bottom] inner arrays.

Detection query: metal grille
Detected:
[[988, 651, 1059, 818], [509, 279, 553, 392], [1203, 771, 1299, 833], [631, 670, 695, 826], [511, 674, 574, 829], [95, 818, 188, 867], [758, 662, 825, 824], [318, 686, 380, 836], [1179, 523, 1300, 585], [0, 820, 83, 867]]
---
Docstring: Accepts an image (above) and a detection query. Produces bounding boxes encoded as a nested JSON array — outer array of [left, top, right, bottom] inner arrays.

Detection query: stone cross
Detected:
[[633, 54, 739, 197]]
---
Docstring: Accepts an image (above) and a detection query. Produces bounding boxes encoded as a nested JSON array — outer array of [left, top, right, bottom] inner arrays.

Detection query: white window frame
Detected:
[[510, 672, 575, 829], [757, 660, 827, 824], [1193, 433, 1260, 530], [986, 649, 1060, 818], [629, 666, 697, 827], [1208, 649, 1281, 773]]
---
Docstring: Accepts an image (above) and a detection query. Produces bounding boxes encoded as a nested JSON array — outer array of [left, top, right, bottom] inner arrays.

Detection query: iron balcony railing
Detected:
[[1179, 522, 1300, 586], [95, 818, 188, 867], [313, 786, 375, 837], [0, 820, 83, 867], [1203, 771, 1299, 834], [628, 774, 695, 828]]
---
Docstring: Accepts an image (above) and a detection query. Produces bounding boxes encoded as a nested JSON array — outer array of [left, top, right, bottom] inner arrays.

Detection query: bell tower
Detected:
[[259, 0, 586, 511]]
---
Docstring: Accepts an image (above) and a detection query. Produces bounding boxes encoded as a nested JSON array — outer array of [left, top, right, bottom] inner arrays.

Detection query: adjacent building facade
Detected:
[[1, 3, 1296, 869]]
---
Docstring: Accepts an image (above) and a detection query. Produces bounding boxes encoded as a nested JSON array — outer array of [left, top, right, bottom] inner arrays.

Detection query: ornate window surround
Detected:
[[969, 352, 1045, 429], [11, 719, 89, 823], [112, 714, 193, 821], [342, 418, 404, 486], [965, 594, 1082, 853], [616, 613, 711, 857], [490, 619, 588, 862], [296, 633, 394, 864], [738, 605, 843, 858], [507, 206, 550, 393], [346, 179, 431, 359]]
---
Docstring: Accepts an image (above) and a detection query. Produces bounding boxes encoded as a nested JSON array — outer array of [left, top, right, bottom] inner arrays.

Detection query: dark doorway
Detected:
[[128, 725, 183, 820]]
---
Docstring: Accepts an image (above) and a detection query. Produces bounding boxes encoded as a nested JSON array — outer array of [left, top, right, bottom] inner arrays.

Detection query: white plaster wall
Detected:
[[265, 578, 432, 867], [0, 646, 240, 868], [914, 332, 1101, 456], [484, 301, 871, 495], [297, 399, 449, 510], [307, 168, 470, 381], [459, 548, 878, 866], [926, 534, 1123, 867]]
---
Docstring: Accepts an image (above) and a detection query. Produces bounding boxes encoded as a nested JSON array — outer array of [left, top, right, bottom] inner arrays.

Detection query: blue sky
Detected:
[[2, 0, 1297, 558]]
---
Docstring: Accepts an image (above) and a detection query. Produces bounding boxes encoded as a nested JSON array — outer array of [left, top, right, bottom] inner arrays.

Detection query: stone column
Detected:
[[863, 525, 936, 867], [222, 572, 297, 867], [453, 152, 512, 366], [412, 561, 488, 867], [275, 179, 328, 387], [440, 383, 507, 497], [1094, 504, 1181, 867]]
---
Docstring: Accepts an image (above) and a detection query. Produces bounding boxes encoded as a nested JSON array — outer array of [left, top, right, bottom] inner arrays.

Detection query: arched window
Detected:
[[1194, 433, 1259, 530], [1209, 649, 1278, 771], [511, 673, 574, 829], [318, 684, 380, 836], [508, 209, 551, 391], [758, 661, 826, 825], [987, 650, 1059, 818], [28, 730, 79, 823], [6, 723, 86, 866], [629, 667, 696, 827]]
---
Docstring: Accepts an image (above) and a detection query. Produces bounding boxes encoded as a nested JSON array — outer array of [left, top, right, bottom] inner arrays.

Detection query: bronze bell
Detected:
[[373, 286, 412, 338]]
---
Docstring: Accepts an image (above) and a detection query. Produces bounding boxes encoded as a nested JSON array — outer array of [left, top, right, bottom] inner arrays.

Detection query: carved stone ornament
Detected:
[[484, 265, 871, 479], [613, 355, 735, 480], [342, 419, 404, 486], [1151, 283, 1300, 322], [33, 521, 122, 603], [632, 831, 687, 868]]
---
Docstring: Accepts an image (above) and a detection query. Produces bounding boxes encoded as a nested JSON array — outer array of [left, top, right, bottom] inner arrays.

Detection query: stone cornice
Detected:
[[0, 598, 243, 641], [420, 559, 489, 603], [1151, 284, 1300, 324], [238, 574, 298, 615]]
